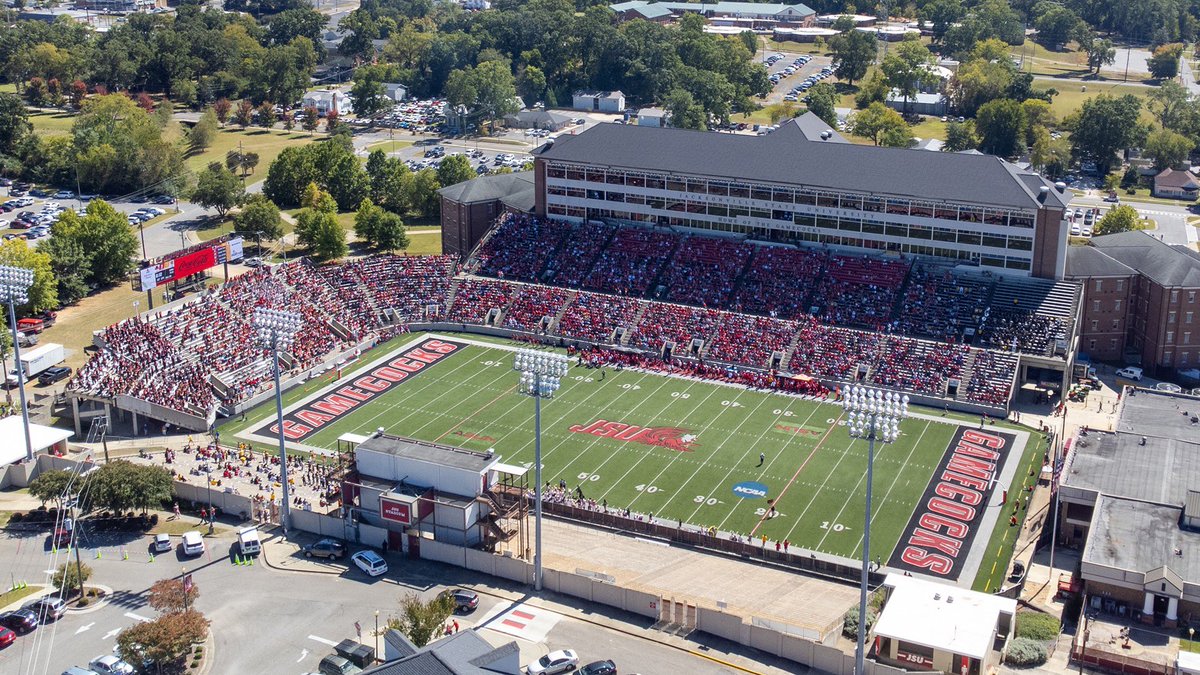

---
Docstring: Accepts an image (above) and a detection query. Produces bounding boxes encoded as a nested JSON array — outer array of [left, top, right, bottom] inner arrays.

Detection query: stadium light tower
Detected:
[[254, 307, 303, 535], [512, 348, 568, 592], [843, 385, 908, 675], [0, 265, 36, 462]]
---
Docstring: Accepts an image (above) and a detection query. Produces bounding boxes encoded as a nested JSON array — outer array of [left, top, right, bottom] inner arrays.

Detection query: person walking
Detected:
[[757, 452, 765, 467]]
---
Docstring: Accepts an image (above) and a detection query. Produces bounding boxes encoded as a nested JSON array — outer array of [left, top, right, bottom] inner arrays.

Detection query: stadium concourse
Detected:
[[67, 213, 1078, 432]]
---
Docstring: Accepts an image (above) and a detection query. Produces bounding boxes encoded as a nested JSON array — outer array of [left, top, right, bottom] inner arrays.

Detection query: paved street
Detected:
[[1069, 192, 1199, 247], [0, 518, 801, 675]]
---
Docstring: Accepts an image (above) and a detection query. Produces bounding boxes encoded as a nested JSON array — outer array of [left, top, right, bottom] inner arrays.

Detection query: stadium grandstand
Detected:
[[68, 210, 1077, 435]]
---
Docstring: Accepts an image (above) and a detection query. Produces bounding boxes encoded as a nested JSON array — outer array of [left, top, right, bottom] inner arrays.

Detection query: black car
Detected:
[[440, 589, 479, 613], [302, 538, 347, 560], [0, 609, 39, 634], [39, 366, 72, 385], [152, 195, 175, 205], [579, 660, 617, 675]]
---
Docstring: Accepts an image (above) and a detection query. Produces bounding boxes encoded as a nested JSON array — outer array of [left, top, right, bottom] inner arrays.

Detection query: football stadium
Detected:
[[64, 118, 1076, 592]]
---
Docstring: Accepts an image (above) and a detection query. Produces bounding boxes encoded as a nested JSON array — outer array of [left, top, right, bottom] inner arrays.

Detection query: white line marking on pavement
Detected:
[[74, 622, 94, 634], [298, 649, 309, 662], [308, 635, 338, 647], [103, 628, 121, 640], [124, 612, 152, 622]]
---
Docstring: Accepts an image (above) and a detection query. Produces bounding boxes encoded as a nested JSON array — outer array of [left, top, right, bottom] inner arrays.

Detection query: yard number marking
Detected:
[[634, 484, 660, 494], [820, 521, 849, 532]]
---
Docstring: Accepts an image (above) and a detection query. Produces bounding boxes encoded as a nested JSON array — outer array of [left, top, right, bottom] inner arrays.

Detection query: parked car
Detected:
[[303, 539, 347, 560], [24, 597, 67, 622], [318, 654, 361, 675], [0, 609, 39, 634], [181, 530, 205, 556], [579, 660, 617, 675], [1116, 366, 1143, 381], [39, 366, 73, 385], [440, 589, 479, 613], [88, 655, 135, 675], [0, 627, 14, 649], [153, 533, 172, 553], [525, 649, 579, 675], [351, 550, 388, 577], [61, 668, 99, 675]]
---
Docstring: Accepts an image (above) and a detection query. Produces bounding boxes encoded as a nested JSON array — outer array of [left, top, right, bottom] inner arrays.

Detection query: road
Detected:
[[1069, 192, 1199, 247], [0, 525, 797, 675]]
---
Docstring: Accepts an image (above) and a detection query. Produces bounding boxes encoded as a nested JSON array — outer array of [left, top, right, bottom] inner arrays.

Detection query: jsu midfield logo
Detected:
[[568, 419, 699, 452]]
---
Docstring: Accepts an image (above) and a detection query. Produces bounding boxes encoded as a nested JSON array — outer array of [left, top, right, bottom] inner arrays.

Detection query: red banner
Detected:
[[379, 497, 412, 524], [174, 247, 217, 280]]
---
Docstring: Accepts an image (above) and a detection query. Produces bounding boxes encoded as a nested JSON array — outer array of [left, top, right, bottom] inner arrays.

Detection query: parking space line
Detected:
[[308, 634, 338, 647]]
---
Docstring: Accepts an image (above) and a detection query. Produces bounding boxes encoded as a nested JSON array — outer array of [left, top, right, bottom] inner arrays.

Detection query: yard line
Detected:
[[712, 399, 826, 531], [616, 382, 731, 510], [810, 419, 931, 554], [433, 385, 519, 443], [846, 420, 937, 559], [675, 393, 775, 524], [749, 411, 845, 537]]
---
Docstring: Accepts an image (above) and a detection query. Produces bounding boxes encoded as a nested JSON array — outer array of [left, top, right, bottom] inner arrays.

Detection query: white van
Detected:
[[181, 531, 205, 556], [237, 528, 261, 556], [1116, 366, 1143, 381]]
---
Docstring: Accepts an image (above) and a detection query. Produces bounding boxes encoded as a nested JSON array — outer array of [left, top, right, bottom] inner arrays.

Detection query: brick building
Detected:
[[1067, 232, 1200, 375], [439, 172, 534, 258]]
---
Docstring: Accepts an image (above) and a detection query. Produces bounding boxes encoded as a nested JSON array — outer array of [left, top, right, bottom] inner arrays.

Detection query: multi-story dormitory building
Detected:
[[532, 113, 1073, 280]]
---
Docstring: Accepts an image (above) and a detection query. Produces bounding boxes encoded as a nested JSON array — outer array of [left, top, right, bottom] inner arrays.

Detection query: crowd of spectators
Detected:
[[630, 303, 723, 353], [706, 314, 798, 367], [788, 324, 883, 381], [656, 236, 754, 307], [575, 346, 829, 397], [893, 265, 992, 341], [553, 291, 644, 344], [730, 246, 825, 319], [446, 277, 516, 324], [583, 227, 678, 296], [812, 255, 910, 329], [977, 307, 1066, 357], [963, 350, 1019, 406], [473, 214, 572, 282], [283, 260, 379, 338], [543, 221, 614, 288], [504, 284, 573, 333], [346, 254, 457, 323], [869, 337, 968, 396]]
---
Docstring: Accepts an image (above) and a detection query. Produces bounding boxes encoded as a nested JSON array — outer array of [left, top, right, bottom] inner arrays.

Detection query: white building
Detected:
[[302, 89, 353, 116], [571, 90, 626, 113], [637, 107, 668, 128], [872, 573, 1016, 675], [382, 83, 408, 102]]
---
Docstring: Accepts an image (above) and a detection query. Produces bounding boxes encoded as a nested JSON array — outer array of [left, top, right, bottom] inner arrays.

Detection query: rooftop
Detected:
[[438, 172, 534, 207], [1063, 389, 1200, 507], [875, 573, 1015, 660], [356, 434, 499, 473], [1155, 168, 1200, 189], [1089, 231, 1200, 287], [1083, 495, 1200, 584], [536, 119, 1067, 210], [363, 629, 520, 675], [611, 1, 815, 16], [1065, 245, 1138, 278]]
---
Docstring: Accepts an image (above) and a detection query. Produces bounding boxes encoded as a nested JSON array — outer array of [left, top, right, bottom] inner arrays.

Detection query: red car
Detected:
[[0, 626, 14, 648]]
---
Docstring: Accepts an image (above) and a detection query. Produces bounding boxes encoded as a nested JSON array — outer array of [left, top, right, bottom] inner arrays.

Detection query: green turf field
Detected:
[[248, 336, 1010, 567]]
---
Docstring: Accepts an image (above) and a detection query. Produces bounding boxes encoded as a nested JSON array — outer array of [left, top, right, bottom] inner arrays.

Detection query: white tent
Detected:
[[0, 416, 72, 467]]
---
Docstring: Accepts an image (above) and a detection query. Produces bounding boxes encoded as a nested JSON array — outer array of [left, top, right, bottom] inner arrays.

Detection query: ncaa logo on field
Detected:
[[732, 481, 769, 499]]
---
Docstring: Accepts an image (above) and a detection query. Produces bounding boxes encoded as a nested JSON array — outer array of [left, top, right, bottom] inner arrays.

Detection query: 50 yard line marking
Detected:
[[749, 411, 844, 537]]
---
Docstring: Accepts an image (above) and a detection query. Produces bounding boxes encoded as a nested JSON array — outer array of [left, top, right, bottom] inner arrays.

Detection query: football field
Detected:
[[237, 334, 1032, 582]]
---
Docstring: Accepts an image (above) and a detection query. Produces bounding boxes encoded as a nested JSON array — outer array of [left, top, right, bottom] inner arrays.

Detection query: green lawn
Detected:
[[1012, 41, 1152, 82], [184, 127, 314, 176], [0, 584, 43, 608], [228, 337, 1021, 580], [908, 116, 948, 142], [28, 110, 77, 137], [365, 139, 415, 154], [1033, 81, 1155, 122]]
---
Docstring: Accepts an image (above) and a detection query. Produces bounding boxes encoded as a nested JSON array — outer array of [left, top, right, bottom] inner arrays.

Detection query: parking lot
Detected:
[[762, 51, 833, 105], [0, 181, 180, 250]]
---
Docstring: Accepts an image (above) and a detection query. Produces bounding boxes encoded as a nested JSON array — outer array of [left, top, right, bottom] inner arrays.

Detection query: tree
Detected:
[[148, 578, 200, 614], [387, 593, 455, 648], [68, 80, 88, 109], [1030, 126, 1072, 178], [436, 154, 474, 188], [1147, 81, 1194, 133], [52, 561, 92, 598], [234, 194, 284, 242], [192, 164, 244, 217], [828, 17, 877, 85], [404, 169, 441, 218], [0, 240, 57, 313], [1143, 128, 1194, 170], [28, 469, 78, 510], [854, 72, 889, 109], [943, 120, 980, 152], [372, 211, 409, 252], [309, 211, 347, 260], [851, 102, 911, 147], [256, 102, 277, 129], [1034, 5, 1085, 50], [325, 110, 340, 134], [1084, 36, 1116, 75], [445, 60, 519, 130], [1148, 43, 1184, 80], [234, 99, 255, 128], [881, 38, 934, 114], [264, 146, 318, 207], [79, 460, 174, 515], [72, 94, 183, 195], [281, 110, 294, 132], [40, 234, 90, 303], [0, 94, 32, 156], [1095, 204, 1143, 235], [919, 0, 964, 42], [1070, 94, 1146, 175], [301, 106, 319, 134], [664, 88, 706, 130], [213, 97, 232, 125], [805, 82, 838, 127], [189, 107, 219, 153], [116, 610, 210, 671], [351, 64, 399, 120], [975, 99, 1027, 157]]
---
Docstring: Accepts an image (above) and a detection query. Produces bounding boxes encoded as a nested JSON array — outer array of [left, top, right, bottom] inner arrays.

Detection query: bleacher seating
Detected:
[[446, 278, 517, 324], [543, 221, 614, 288], [812, 255, 910, 329], [504, 285, 573, 333], [893, 265, 992, 342], [473, 214, 571, 282], [707, 314, 798, 367], [657, 236, 754, 307], [629, 303, 722, 352], [869, 337, 968, 396], [583, 227, 678, 296], [731, 246, 825, 318], [553, 292, 643, 344]]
